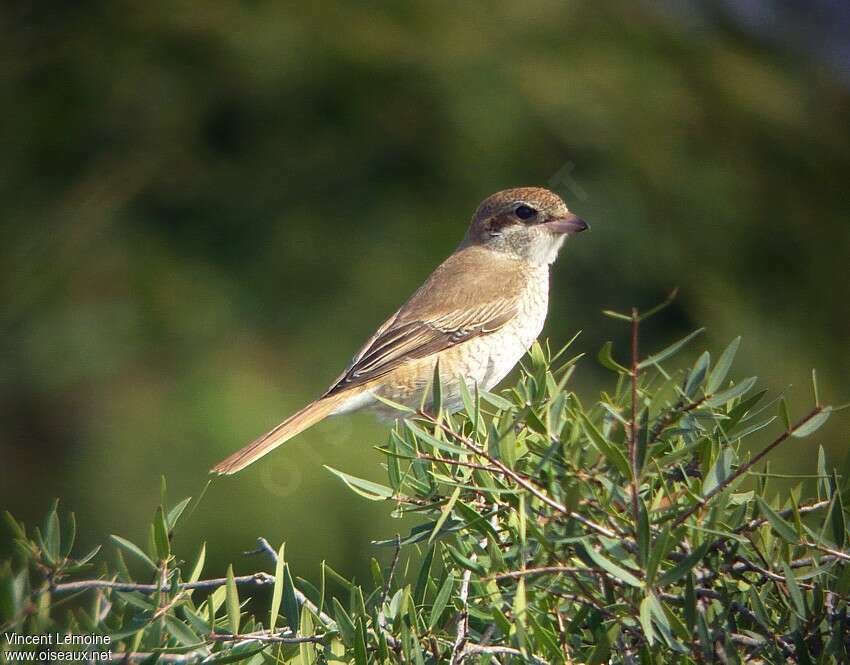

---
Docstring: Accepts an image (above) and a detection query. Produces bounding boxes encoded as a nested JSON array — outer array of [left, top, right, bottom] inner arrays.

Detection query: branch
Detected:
[[487, 565, 586, 581], [105, 653, 204, 663], [53, 572, 275, 595], [105, 630, 325, 664], [459, 644, 549, 665], [209, 631, 323, 645], [450, 567, 472, 663]]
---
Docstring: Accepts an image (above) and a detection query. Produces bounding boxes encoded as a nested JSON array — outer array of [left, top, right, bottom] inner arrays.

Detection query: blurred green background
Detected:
[[2, 1, 849, 583]]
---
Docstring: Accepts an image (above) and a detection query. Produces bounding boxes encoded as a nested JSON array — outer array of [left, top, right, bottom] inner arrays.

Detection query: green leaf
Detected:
[[166, 497, 193, 530], [782, 561, 806, 617], [779, 398, 792, 431], [354, 616, 368, 665], [638, 328, 705, 370], [269, 543, 285, 632], [332, 597, 355, 645], [431, 357, 443, 415], [791, 408, 832, 438], [60, 511, 76, 559], [404, 422, 469, 456], [414, 545, 435, 604], [189, 543, 206, 584], [110, 535, 156, 572], [299, 605, 316, 664], [707, 337, 741, 393], [702, 377, 757, 408], [830, 484, 846, 547], [598, 341, 629, 373], [513, 577, 528, 653], [43, 500, 61, 565], [429, 486, 460, 544], [639, 595, 655, 646], [756, 497, 799, 543], [578, 541, 642, 587], [324, 465, 395, 500], [282, 563, 300, 633], [685, 351, 710, 398], [429, 573, 454, 629], [445, 544, 486, 575], [479, 389, 514, 410], [153, 506, 170, 562], [225, 564, 240, 635], [579, 412, 632, 478], [656, 544, 709, 587], [165, 615, 201, 647], [702, 446, 735, 496]]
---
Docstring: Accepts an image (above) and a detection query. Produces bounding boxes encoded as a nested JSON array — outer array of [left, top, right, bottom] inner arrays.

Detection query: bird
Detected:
[[211, 187, 588, 474]]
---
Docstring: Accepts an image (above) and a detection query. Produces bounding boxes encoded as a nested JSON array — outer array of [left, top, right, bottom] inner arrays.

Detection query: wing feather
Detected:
[[324, 299, 517, 396], [322, 246, 529, 398]]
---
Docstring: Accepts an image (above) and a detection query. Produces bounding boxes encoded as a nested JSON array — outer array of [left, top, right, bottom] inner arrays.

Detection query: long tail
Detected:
[[211, 394, 346, 475]]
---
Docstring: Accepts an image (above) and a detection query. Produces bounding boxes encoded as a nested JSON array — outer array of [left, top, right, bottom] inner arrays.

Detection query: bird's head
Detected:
[[462, 187, 589, 265]]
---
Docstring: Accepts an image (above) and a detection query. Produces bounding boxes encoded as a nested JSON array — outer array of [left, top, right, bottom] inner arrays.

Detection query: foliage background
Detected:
[[1, 1, 849, 586]]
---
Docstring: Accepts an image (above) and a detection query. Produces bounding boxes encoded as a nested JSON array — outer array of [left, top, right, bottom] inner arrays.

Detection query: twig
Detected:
[[209, 631, 323, 645], [104, 630, 324, 664], [105, 653, 204, 663], [487, 565, 586, 581], [734, 499, 830, 535], [805, 541, 850, 562], [670, 407, 825, 528], [450, 567, 473, 663], [380, 534, 402, 607], [459, 644, 549, 664], [53, 573, 275, 595]]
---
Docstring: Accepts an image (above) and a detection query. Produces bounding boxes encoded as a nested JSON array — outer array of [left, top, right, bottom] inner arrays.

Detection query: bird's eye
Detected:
[[514, 205, 537, 221]]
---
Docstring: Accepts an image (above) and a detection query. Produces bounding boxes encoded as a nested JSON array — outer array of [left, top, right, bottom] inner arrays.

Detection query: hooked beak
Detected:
[[544, 213, 589, 235]]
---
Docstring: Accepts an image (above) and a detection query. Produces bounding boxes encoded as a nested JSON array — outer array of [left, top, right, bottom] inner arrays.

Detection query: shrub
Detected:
[[2, 304, 848, 663]]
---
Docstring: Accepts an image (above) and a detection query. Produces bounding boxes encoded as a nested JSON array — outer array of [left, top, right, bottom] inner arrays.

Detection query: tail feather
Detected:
[[211, 395, 344, 475]]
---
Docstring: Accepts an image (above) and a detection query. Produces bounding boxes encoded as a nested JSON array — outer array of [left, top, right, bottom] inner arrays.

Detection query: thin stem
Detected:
[[629, 308, 641, 534], [53, 573, 275, 595], [487, 565, 586, 581], [450, 568, 472, 663], [459, 644, 549, 665], [209, 631, 323, 645]]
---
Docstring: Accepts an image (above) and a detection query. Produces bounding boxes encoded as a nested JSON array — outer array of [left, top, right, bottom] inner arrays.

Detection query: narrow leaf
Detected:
[[269, 543, 286, 632], [110, 535, 156, 572], [638, 328, 705, 370], [791, 408, 832, 438], [707, 337, 741, 393], [225, 564, 240, 635], [324, 465, 394, 500]]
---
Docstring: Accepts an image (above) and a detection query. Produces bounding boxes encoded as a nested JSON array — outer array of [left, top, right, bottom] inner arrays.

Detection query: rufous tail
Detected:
[[211, 394, 345, 475]]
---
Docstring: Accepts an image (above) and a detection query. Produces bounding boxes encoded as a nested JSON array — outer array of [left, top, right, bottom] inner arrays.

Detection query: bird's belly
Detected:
[[366, 270, 549, 417]]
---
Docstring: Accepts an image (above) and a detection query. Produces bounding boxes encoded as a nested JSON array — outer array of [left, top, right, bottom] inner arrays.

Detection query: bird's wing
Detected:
[[323, 247, 526, 396]]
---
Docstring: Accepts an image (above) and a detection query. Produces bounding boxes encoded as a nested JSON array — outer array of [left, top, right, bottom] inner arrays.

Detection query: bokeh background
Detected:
[[2, 1, 849, 584]]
